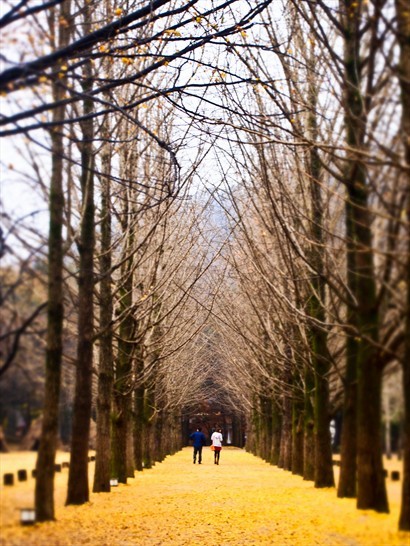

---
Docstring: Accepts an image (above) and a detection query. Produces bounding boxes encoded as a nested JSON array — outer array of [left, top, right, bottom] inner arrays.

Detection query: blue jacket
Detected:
[[190, 430, 206, 448]]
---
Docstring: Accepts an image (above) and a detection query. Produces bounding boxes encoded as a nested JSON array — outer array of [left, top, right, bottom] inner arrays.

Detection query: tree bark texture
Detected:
[[338, 197, 359, 498], [35, 0, 71, 522], [270, 400, 282, 466], [342, 0, 388, 512], [66, 60, 95, 506], [307, 62, 334, 488], [35, 94, 65, 523], [303, 366, 315, 481], [133, 349, 145, 472], [313, 348, 335, 488], [278, 384, 293, 470], [93, 135, 113, 493], [154, 408, 165, 462], [292, 397, 304, 476], [338, 335, 358, 498], [112, 265, 134, 484], [260, 394, 273, 463], [143, 386, 155, 469]]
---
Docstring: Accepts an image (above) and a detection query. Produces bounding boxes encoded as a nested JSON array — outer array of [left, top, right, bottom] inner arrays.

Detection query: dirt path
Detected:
[[0, 447, 408, 545]]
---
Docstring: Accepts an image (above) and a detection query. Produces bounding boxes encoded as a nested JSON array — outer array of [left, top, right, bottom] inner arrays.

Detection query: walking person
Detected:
[[211, 428, 223, 465], [190, 427, 207, 464]]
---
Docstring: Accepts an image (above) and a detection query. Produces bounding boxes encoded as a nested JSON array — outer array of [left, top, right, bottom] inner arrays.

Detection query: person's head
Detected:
[[197, 427, 202, 431], [218, 428, 222, 433]]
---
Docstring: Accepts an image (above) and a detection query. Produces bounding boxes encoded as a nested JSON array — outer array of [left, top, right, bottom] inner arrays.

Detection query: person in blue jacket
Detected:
[[189, 427, 207, 464]]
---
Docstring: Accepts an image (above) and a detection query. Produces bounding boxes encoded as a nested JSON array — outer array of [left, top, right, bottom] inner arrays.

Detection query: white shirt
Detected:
[[211, 431, 223, 447]]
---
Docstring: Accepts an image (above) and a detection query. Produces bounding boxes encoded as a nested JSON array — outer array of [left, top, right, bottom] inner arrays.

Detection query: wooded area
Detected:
[[0, 0, 409, 534]]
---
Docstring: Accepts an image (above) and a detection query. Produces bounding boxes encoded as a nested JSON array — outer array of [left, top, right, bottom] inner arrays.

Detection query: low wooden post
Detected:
[[17, 469, 27, 481], [4, 473, 14, 485]]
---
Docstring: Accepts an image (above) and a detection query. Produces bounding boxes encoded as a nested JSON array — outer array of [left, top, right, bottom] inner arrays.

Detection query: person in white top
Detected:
[[211, 428, 223, 465]]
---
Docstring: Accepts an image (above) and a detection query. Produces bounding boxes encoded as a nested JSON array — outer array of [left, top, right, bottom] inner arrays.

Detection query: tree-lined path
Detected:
[[0, 447, 406, 545], [1, 0, 410, 539]]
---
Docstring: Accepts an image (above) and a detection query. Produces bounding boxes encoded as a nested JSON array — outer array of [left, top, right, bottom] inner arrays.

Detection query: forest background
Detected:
[[0, 0, 409, 535]]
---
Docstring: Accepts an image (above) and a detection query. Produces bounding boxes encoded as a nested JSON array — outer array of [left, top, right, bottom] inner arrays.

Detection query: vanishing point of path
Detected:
[[0, 447, 407, 545]]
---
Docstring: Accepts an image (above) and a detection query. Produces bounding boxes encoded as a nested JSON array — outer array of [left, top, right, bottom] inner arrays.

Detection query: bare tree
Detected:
[[34, 0, 72, 522]]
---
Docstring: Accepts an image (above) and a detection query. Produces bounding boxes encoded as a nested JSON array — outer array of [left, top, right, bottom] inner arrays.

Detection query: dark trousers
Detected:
[[193, 446, 203, 463]]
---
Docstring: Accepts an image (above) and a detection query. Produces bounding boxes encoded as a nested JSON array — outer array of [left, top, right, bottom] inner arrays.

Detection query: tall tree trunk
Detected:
[[253, 406, 263, 458], [338, 200, 358, 498], [143, 387, 155, 469], [342, 0, 388, 513], [271, 399, 282, 466], [93, 132, 113, 493], [133, 348, 145, 471], [35, 0, 71, 522], [278, 381, 293, 470], [313, 348, 335, 488], [34, 76, 65, 524], [112, 264, 134, 484], [142, 294, 162, 469], [337, 336, 358, 498], [66, 57, 95, 506], [307, 64, 334, 488], [303, 365, 315, 481], [396, 0, 410, 531], [292, 395, 304, 476], [260, 393, 273, 462], [154, 408, 165, 462]]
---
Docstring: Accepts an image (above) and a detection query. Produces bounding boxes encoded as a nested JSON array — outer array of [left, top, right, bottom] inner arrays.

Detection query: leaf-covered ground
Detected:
[[0, 447, 408, 545]]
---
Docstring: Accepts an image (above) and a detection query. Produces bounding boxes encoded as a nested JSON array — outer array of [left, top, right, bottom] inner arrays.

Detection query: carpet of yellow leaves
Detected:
[[0, 447, 408, 545]]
